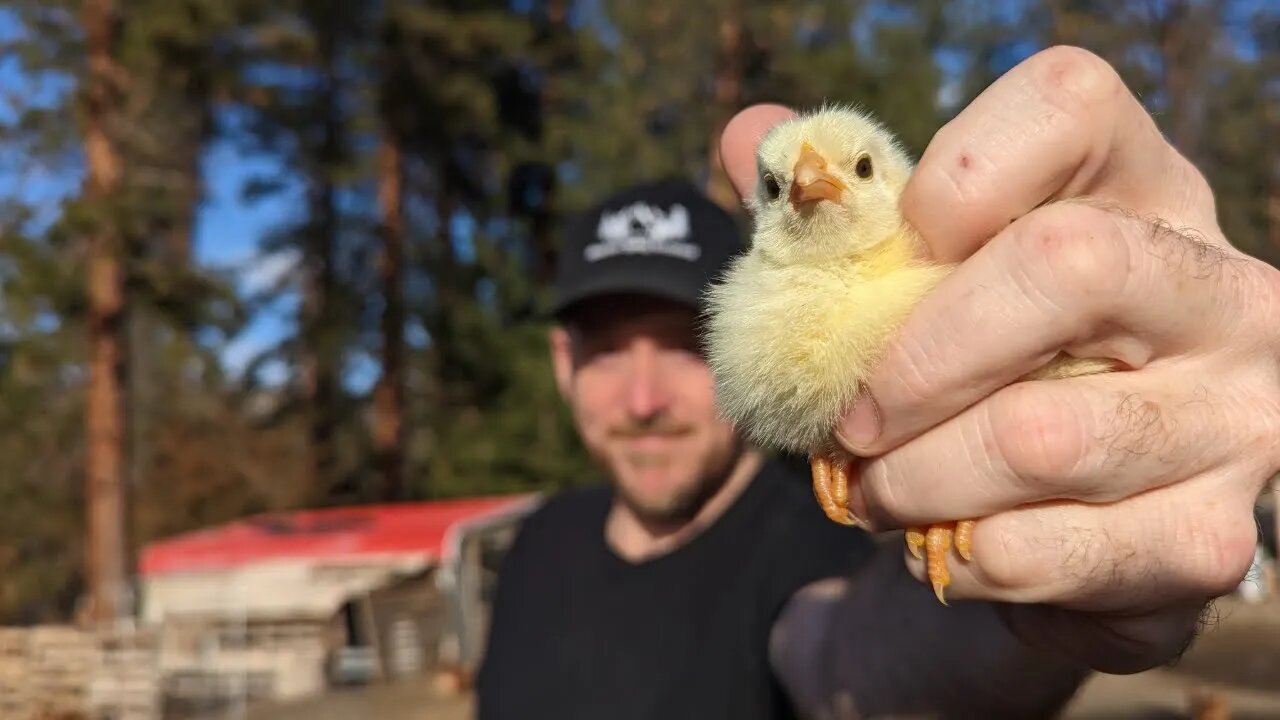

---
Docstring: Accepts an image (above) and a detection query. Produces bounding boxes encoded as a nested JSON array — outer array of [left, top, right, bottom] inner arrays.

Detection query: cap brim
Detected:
[[549, 264, 707, 321]]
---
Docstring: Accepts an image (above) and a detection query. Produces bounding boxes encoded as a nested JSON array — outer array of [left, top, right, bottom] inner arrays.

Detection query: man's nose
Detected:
[[624, 342, 670, 419]]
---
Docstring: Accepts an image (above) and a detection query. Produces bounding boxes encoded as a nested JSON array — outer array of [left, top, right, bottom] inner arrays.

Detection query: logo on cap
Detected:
[[585, 201, 702, 263]]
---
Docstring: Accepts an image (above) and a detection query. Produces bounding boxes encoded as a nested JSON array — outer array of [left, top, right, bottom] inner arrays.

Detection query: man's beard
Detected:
[[597, 421, 744, 527], [615, 455, 719, 526]]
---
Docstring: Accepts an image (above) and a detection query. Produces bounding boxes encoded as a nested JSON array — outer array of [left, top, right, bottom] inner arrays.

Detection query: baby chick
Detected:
[[702, 105, 1116, 604]]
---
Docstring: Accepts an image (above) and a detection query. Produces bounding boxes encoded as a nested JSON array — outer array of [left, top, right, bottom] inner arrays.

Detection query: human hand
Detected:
[[719, 45, 1280, 674]]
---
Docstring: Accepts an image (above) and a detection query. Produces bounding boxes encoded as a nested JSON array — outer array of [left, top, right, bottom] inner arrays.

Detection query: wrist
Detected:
[[786, 537, 1091, 718], [995, 599, 1208, 675]]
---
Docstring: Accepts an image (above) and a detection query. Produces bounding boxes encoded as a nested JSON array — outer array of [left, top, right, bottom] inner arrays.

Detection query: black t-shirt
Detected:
[[475, 458, 876, 720]]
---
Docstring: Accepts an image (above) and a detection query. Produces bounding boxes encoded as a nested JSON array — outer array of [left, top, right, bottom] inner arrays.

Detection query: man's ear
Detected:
[[549, 326, 575, 400]]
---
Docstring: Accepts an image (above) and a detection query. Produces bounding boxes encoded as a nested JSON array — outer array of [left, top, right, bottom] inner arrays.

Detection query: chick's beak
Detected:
[[791, 142, 846, 207]]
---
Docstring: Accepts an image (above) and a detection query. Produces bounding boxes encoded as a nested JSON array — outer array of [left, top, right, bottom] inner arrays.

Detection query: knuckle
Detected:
[[1247, 261, 1280, 352], [1262, 261, 1280, 316], [1267, 400, 1280, 469], [1026, 45, 1125, 115], [1244, 381, 1280, 469], [1226, 264, 1280, 467], [900, 154, 987, 241], [989, 384, 1087, 493], [978, 520, 1047, 593], [1180, 508, 1258, 598], [1015, 203, 1131, 321], [1170, 152, 1217, 222]]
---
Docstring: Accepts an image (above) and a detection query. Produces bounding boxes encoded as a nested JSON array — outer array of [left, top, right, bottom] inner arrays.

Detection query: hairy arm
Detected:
[[768, 537, 1092, 719]]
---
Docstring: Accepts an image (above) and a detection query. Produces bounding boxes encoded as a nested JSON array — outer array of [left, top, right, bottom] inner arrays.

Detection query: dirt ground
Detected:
[[213, 594, 1280, 720]]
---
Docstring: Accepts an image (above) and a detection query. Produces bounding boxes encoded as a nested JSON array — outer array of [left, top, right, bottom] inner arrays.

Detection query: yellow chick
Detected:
[[702, 105, 1115, 604]]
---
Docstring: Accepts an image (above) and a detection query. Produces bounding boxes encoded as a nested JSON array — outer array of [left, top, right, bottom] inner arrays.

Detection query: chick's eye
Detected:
[[855, 155, 873, 179], [763, 173, 781, 200]]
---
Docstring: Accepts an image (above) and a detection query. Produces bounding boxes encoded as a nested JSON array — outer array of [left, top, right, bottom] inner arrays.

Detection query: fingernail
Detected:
[[841, 396, 881, 449]]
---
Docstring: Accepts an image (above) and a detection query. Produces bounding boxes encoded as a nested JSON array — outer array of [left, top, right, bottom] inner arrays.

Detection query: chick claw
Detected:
[[810, 452, 975, 604], [809, 454, 862, 526], [906, 520, 976, 605]]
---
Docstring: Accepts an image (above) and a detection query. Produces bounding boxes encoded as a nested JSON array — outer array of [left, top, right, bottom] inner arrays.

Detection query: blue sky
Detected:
[[190, 138, 302, 386]]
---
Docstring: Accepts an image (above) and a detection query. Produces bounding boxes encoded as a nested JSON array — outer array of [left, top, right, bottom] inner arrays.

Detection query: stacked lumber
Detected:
[[89, 627, 161, 720], [0, 628, 34, 718], [0, 625, 160, 720]]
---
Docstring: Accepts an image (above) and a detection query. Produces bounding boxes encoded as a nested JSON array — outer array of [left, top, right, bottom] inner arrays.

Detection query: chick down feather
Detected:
[[703, 230, 950, 456]]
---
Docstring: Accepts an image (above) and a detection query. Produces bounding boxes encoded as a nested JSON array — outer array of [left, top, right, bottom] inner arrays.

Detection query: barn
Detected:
[[136, 493, 539, 713]]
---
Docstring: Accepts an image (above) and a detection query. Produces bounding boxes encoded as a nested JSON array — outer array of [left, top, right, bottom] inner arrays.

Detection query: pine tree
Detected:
[[232, 0, 371, 503], [373, 2, 409, 500], [0, 0, 247, 621], [80, 0, 129, 624]]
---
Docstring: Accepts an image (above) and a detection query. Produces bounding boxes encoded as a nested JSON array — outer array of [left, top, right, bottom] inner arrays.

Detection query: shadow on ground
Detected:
[[1163, 617, 1280, 693], [1061, 592, 1280, 720], [1075, 711, 1274, 720]]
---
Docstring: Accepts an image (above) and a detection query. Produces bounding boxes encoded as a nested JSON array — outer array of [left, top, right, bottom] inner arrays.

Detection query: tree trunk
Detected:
[[1046, 0, 1072, 45], [538, 0, 568, 287], [82, 0, 128, 625], [705, 3, 744, 213], [417, 165, 463, 499], [167, 141, 200, 267], [1264, 55, 1280, 267], [302, 19, 341, 502], [374, 122, 405, 501], [1155, 0, 1221, 166]]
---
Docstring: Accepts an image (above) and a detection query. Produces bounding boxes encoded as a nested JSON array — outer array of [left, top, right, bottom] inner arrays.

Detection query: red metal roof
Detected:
[[138, 494, 537, 576]]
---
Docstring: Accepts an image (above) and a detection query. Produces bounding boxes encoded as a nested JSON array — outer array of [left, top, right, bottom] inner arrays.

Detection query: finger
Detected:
[[853, 364, 1229, 529], [900, 45, 1217, 264], [719, 103, 796, 203], [836, 198, 1254, 457], [899, 466, 1261, 613]]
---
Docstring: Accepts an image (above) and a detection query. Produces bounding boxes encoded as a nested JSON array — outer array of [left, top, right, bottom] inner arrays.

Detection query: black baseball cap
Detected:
[[550, 178, 746, 320]]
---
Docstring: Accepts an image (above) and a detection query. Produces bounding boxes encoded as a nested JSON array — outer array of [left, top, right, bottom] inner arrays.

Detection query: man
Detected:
[[477, 177, 910, 720], [477, 46, 1280, 719]]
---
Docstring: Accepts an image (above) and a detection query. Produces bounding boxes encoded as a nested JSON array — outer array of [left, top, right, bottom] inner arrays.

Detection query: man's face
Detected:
[[550, 295, 743, 526]]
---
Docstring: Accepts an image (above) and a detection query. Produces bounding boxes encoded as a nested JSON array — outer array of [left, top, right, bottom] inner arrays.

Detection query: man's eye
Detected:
[[763, 173, 781, 200]]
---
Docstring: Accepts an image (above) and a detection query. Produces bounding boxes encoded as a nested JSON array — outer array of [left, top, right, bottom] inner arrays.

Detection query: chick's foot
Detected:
[[905, 520, 975, 605], [809, 453, 863, 526]]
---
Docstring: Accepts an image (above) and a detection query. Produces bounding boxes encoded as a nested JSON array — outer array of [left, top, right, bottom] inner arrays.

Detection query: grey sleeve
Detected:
[[768, 538, 1092, 719]]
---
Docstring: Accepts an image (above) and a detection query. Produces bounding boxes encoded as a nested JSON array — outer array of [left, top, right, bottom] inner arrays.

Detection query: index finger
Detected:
[[901, 45, 1216, 264]]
